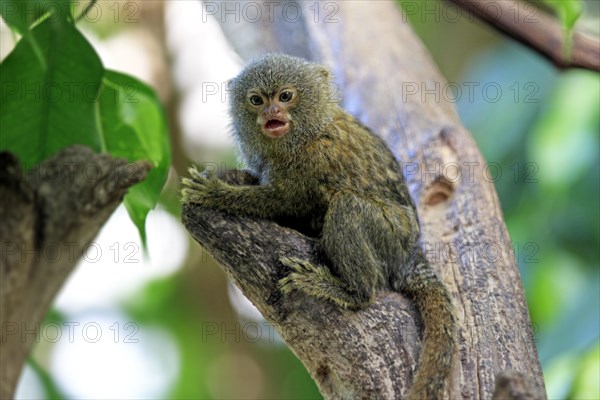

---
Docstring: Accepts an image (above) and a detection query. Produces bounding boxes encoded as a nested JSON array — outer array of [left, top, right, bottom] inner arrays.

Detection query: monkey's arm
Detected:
[[181, 167, 295, 219], [201, 168, 260, 186]]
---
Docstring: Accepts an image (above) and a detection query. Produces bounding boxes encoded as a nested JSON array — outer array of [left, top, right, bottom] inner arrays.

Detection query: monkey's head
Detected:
[[229, 54, 337, 154]]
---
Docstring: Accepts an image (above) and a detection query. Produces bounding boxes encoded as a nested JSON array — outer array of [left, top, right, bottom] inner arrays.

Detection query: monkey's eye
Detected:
[[279, 91, 293, 102], [249, 95, 263, 106]]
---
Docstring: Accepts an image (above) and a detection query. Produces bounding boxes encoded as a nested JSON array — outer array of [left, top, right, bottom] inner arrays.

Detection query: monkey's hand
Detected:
[[182, 166, 291, 219], [214, 169, 260, 186], [185, 166, 259, 186], [181, 166, 230, 209]]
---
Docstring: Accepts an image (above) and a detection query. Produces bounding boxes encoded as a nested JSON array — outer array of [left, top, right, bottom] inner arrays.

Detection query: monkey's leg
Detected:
[[279, 193, 382, 310]]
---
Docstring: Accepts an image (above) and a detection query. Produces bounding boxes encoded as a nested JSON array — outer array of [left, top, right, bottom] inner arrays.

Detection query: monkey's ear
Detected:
[[317, 66, 331, 82], [226, 77, 238, 92]]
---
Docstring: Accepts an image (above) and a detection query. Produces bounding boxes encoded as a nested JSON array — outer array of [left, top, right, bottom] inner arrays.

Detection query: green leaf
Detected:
[[0, 18, 103, 169], [0, 16, 171, 246], [98, 71, 171, 246], [0, 0, 73, 34], [543, 0, 582, 30], [542, 0, 583, 58]]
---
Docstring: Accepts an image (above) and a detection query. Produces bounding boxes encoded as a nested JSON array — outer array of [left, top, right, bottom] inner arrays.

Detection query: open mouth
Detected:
[[266, 120, 286, 130], [263, 119, 289, 138]]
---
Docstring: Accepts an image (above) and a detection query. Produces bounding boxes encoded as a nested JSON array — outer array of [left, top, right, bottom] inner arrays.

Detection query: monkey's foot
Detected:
[[278, 257, 325, 294], [278, 257, 371, 310]]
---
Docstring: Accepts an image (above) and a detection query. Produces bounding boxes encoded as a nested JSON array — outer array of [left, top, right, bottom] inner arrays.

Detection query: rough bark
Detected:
[[182, 1, 546, 399], [0, 145, 150, 399]]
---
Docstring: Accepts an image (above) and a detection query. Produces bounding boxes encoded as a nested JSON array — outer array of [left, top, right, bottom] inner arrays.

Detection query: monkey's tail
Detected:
[[394, 249, 456, 400]]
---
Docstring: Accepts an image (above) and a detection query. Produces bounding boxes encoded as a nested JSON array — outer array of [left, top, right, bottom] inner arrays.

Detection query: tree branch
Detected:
[[182, 1, 547, 398], [447, 0, 600, 72], [0, 145, 151, 399], [183, 205, 424, 398]]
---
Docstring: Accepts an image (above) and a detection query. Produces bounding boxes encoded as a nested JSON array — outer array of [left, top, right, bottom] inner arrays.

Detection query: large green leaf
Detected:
[[0, 16, 171, 244], [98, 71, 171, 245], [0, 18, 103, 169]]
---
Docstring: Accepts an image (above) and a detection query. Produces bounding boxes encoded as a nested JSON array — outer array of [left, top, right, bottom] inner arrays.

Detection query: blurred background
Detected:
[[2, 0, 598, 398]]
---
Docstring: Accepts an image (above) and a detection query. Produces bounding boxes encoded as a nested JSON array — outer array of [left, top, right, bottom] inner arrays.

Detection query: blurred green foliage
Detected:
[[124, 273, 322, 399], [400, 0, 599, 398], [14, 0, 598, 399]]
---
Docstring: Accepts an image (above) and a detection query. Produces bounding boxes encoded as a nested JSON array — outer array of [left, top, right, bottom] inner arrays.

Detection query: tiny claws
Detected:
[[181, 174, 215, 204], [278, 272, 312, 294], [187, 166, 211, 182], [280, 257, 320, 274], [181, 177, 208, 190], [279, 256, 298, 269], [278, 257, 324, 295], [181, 177, 195, 187], [199, 169, 216, 180], [279, 258, 306, 294], [181, 187, 205, 204], [181, 167, 227, 206], [188, 165, 201, 178], [278, 275, 297, 294]]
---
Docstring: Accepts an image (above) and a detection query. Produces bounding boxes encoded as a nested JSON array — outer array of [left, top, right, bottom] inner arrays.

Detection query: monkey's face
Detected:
[[229, 54, 336, 151], [245, 86, 298, 139]]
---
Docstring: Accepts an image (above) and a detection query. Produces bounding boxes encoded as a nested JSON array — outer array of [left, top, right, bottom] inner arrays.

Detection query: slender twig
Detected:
[[446, 0, 600, 72]]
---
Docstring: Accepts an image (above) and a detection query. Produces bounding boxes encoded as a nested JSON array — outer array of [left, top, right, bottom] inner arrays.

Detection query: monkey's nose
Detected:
[[263, 105, 282, 117]]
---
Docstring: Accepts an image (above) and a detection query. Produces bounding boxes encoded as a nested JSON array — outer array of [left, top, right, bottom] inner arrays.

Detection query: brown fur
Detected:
[[182, 53, 456, 399]]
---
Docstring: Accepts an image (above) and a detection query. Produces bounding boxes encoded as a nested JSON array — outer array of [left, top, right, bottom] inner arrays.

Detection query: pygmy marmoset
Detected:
[[182, 53, 456, 399]]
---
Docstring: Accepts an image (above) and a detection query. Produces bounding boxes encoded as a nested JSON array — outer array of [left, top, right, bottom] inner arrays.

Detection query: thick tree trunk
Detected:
[[0, 146, 150, 399], [182, 1, 546, 399]]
